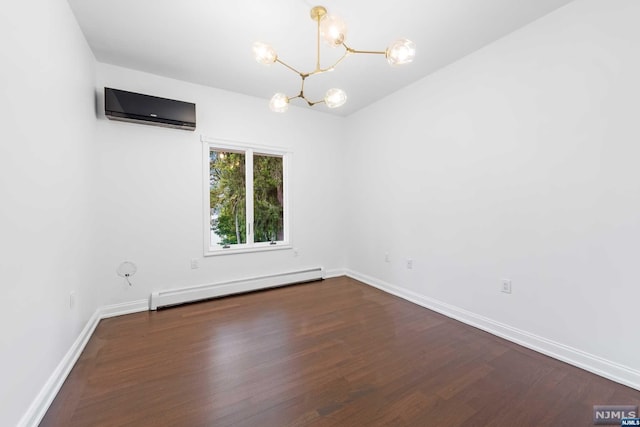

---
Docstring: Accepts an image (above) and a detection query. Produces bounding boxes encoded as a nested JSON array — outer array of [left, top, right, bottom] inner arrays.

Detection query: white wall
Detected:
[[0, 0, 97, 425], [93, 64, 347, 307], [345, 0, 640, 376]]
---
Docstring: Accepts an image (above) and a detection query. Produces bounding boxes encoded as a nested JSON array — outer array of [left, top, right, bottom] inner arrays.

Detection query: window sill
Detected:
[[204, 244, 292, 257]]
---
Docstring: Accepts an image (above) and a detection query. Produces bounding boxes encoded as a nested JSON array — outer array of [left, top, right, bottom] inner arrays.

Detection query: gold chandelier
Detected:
[[253, 5, 416, 112]]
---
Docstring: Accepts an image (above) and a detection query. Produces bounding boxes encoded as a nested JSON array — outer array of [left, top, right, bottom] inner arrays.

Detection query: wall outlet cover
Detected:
[[501, 280, 512, 294]]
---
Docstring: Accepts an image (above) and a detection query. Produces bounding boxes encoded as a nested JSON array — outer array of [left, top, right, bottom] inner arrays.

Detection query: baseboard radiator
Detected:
[[149, 267, 324, 310]]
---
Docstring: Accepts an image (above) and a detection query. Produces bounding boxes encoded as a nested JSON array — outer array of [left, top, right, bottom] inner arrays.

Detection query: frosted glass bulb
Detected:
[[324, 88, 347, 108], [269, 93, 289, 112], [252, 42, 277, 65], [319, 15, 347, 47], [386, 39, 416, 66]]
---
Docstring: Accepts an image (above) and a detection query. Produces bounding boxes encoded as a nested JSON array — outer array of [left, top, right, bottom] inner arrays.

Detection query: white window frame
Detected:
[[202, 137, 291, 256]]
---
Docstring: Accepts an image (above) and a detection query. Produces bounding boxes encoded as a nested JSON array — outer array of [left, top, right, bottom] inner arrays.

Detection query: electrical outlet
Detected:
[[69, 291, 76, 309], [190, 259, 199, 269], [385, 252, 390, 263], [501, 279, 512, 294], [406, 259, 413, 270]]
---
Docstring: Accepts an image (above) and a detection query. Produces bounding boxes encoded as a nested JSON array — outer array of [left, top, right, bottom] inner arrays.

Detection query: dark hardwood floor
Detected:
[[41, 277, 639, 426]]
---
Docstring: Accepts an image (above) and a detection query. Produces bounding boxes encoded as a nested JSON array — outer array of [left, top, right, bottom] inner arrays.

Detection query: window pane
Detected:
[[253, 154, 284, 243], [209, 150, 246, 246]]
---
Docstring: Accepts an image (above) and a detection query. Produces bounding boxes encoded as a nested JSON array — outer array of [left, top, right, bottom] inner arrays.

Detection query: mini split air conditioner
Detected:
[[104, 87, 196, 131]]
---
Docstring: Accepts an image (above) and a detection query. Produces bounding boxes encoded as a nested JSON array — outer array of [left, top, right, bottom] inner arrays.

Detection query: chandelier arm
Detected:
[[299, 77, 307, 101], [315, 12, 321, 71], [290, 93, 321, 107], [304, 49, 349, 77], [276, 58, 305, 77], [342, 42, 386, 56], [306, 69, 326, 78], [346, 48, 386, 55], [290, 76, 323, 107], [318, 49, 350, 73]]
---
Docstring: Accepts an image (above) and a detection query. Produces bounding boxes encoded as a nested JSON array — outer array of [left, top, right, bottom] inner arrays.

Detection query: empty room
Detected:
[[2, 0, 640, 426]]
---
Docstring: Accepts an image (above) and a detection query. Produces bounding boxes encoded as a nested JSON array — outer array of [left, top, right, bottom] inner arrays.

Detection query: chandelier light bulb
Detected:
[[386, 38, 416, 66], [324, 88, 347, 108], [252, 42, 277, 65], [269, 93, 289, 112], [319, 14, 347, 47]]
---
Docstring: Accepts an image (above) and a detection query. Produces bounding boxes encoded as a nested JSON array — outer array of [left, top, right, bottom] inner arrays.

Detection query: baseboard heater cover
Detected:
[[149, 267, 324, 310]]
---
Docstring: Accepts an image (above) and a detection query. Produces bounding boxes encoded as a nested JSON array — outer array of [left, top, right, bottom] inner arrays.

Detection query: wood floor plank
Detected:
[[40, 277, 640, 426]]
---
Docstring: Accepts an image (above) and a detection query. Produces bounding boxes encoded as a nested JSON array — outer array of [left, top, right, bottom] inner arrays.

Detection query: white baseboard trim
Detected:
[[324, 268, 346, 279], [100, 299, 149, 318], [17, 310, 101, 427], [344, 269, 640, 392], [18, 300, 148, 427]]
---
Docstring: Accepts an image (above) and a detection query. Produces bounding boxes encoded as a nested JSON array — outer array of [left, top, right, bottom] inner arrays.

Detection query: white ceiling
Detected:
[[67, 0, 574, 116]]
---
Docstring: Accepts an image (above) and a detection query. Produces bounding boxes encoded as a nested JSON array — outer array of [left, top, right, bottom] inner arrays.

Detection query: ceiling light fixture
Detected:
[[253, 5, 416, 112]]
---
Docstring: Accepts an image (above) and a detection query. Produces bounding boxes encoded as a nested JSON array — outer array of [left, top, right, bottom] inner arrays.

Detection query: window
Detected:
[[203, 139, 290, 255]]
